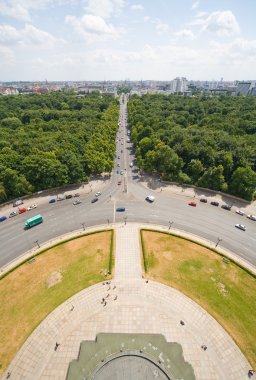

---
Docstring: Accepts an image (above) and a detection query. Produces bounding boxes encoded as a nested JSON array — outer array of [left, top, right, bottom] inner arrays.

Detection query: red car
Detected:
[[188, 201, 197, 207], [117, 180, 122, 185], [18, 207, 27, 214]]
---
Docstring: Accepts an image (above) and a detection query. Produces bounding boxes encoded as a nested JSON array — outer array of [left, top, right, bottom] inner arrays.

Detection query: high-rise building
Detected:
[[236, 81, 256, 95], [170, 77, 188, 93]]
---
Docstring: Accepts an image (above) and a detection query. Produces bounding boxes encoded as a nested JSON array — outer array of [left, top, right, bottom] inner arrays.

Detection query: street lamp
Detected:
[[168, 221, 174, 230], [81, 223, 86, 231], [124, 216, 127, 225], [107, 219, 110, 226], [34, 240, 40, 249], [215, 237, 222, 248]]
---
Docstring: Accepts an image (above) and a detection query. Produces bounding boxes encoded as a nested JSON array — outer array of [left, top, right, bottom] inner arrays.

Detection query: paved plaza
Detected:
[[2, 224, 252, 380]]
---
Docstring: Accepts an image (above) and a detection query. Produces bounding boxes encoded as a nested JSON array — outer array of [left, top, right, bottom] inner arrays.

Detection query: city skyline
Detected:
[[0, 0, 256, 81]]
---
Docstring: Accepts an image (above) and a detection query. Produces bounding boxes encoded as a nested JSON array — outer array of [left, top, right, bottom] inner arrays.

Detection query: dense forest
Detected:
[[128, 94, 256, 200], [0, 91, 119, 203]]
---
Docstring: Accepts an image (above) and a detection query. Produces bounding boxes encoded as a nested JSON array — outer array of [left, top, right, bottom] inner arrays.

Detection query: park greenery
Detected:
[[141, 230, 256, 367], [0, 91, 119, 203], [128, 94, 256, 200]]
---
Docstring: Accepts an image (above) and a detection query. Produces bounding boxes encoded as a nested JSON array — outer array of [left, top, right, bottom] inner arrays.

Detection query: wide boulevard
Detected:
[[0, 96, 255, 268]]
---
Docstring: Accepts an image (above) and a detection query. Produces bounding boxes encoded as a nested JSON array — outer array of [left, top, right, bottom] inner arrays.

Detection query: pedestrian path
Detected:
[[2, 223, 252, 380], [114, 223, 142, 279]]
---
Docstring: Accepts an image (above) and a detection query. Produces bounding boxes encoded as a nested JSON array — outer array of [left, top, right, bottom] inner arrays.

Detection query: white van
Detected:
[[145, 195, 155, 203]]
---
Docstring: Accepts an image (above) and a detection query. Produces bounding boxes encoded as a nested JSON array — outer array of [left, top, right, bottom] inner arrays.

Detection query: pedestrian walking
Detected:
[[6, 372, 11, 379], [248, 370, 255, 378], [106, 293, 110, 298], [180, 320, 185, 326], [201, 345, 207, 351], [70, 305, 74, 311], [54, 342, 60, 351], [114, 295, 118, 301]]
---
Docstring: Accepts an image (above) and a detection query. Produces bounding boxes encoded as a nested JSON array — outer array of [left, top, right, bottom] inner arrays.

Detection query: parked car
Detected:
[[145, 195, 155, 203], [0, 216, 7, 222], [247, 214, 256, 221], [18, 207, 27, 214], [235, 224, 246, 231], [95, 192, 101, 197], [74, 193, 80, 197], [117, 163, 120, 167], [188, 201, 197, 207], [210, 201, 219, 206], [65, 194, 73, 199], [236, 210, 244, 216], [116, 207, 125, 212], [117, 180, 122, 185], [91, 197, 98, 203], [221, 204, 231, 211], [200, 198, 207, 203], [13, 199, 23, 207], [57, 197, 65, 201], [120, 170, 124, 175], [49, 198, 56, 204], [9, 211, 18, 218], [73, 199, 82, 205], [27, 204, 37, 211]]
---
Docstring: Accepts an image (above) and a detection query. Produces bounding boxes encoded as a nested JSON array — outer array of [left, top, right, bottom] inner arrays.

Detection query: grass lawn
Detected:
[[141, 230, 256, 368], [0, 230, 113, 374]]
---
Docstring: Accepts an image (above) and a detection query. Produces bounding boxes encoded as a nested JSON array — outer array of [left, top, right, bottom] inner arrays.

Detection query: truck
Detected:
[[24, 214, 43, 229]]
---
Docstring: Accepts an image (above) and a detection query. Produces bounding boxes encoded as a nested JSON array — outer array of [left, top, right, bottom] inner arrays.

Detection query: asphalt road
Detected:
[[0, 97, 255, 268]]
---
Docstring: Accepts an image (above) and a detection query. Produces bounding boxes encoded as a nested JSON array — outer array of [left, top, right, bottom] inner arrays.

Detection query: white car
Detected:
[[129, 162, 133, 167], [120, 170, 124, 175], [235, 224, 246, 231], [146, 195, 155, 203], [236, 210, 244, 216], [247, 214, 256, 221], [27, 204, 37, 211], [95, 192, 101, 197]]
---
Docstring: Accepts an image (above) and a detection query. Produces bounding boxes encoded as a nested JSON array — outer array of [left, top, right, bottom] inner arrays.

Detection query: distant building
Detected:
[[170, 77, 188, 93], [0, 86, 19, 95], [236, 81, 256, 95]]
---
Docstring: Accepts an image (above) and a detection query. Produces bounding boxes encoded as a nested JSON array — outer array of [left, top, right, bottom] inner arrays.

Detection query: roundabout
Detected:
[[2, 223, 252, 380]]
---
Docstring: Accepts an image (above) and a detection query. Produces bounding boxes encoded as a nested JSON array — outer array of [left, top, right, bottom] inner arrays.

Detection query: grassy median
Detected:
[[141, 230, 256, 368], [0, 230, 113, 374]]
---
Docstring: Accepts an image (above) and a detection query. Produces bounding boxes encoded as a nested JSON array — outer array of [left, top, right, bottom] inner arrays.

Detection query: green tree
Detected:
[[230, 167, 256, 200]]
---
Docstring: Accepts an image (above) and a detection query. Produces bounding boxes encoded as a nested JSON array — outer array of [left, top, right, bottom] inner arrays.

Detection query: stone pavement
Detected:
[[2, 224, 252, 380]]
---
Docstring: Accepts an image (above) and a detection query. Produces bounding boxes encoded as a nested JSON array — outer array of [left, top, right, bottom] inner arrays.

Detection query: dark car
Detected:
[[9, 211, 18, 218], [49, 198, 56, 204], [200, 198, 207, 203], [91, 197, 98, 203], [221, 204, 231, 211], [0, 216, 7, 222], [65, 194, 73, 199], [116, 207, 125, 212], [210, 201, 219, 206]]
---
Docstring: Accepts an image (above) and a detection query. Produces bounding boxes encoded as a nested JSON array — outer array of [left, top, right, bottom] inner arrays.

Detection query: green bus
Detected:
[[24, 214, 43, 229]]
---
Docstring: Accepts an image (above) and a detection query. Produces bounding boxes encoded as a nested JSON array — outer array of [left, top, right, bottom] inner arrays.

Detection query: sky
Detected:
[[0, 0, 256, 82]]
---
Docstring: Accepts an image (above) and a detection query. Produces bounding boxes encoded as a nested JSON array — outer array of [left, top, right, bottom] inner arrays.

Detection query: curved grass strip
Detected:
[[141, 229, 256, 368], [0, 230, 112, 374]]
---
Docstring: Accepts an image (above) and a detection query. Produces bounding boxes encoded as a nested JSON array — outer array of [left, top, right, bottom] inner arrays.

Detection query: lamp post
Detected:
[[81, 222, 86, 231], [124, 216, 127, 225], [215, 237, 222, 248], [34, 240, 40, 249], [107, 219, 110, 226], [168, 221, 174, 230]]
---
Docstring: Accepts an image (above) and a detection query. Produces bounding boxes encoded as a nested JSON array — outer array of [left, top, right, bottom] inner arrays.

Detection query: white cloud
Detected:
[[0, 45, 15, 63], [84, 0, 125, 19], [193, 10, 240, 36], [66, 14, 122, 42], [0, 23, 57, 48], [192, 1, 199, 10], [175, 29, 195, 40], [155, 21, 169, 34], [131, 4, 144, 11], [0, 3, 31, 21]]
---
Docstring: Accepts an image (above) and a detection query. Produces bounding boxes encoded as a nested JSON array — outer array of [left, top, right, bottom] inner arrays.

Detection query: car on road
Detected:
[[188, 201, 197, 207], [117, 163, 120, 167], [57, 197, 65, 201], [247, 214, 256, 221], [18, 207, 27, 214], [129, 162, 133, 167], [221, 204, 231, 211], [95, 192, 101, 197], [200, 198, 207, 203], [236, 210, 244, 216], [27, 204, 37, 211], [74, 193, 80, 197], [65, 194, 73, 199], [73, 199, 82, 205], [210, 201, 219, 206], [49, 198, 56, 204], [9, 211, 18, 218], [0, 216, 7, 222], [91, 197, 98, 203], [118, 155, 120, 159], [120, 170, 124, 175], [145, 195, 155, 203], [117, 180, 122, 185], [116, 207, 125, 212], [235, 224, 246, 231], [13, 199, 23, 207]]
